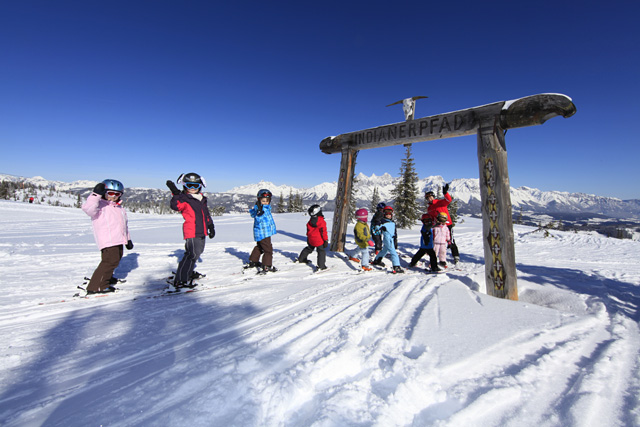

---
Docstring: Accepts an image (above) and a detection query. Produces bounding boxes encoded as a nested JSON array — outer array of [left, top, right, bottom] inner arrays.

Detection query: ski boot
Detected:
[[259, 265, 277, 274], [371, 258, 385, 267], [87, 286, 116, 295]]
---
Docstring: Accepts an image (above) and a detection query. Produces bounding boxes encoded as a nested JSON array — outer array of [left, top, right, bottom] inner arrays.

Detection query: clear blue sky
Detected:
[[1, 1, 639, 199]]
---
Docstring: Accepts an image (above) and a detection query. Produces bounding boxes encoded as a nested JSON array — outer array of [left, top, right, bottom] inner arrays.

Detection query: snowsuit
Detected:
[[351, 220, 372, 267], [371, 208, 385, 252], [171, 192, 214, 285], [432, 223, 451, 264], [410, 223, 438, 271], [297, 214, 329, 269], [373, 219, 400, 267], [249, 203, 277, 267], [427, 192, 459, 259], [82, 192, 131, 292]]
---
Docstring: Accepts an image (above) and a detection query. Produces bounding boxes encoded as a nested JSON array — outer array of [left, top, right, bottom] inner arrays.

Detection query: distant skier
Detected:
[[371, 206, 404, 274], [425, 183, 460, 264], [247, 189, 277, 273], [82, 179, 133, 294], [166, 172, 215, 290], [409, 213, 440, 273], [296, 204, 329, 270]]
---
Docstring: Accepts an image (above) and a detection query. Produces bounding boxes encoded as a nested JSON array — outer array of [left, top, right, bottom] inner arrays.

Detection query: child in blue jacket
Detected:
[[409, 214, 440, 272], [371, 206, 404, 274], [248, 189, 277, 273]]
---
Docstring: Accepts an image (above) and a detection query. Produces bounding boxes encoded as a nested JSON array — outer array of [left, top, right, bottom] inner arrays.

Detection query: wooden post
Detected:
[[330, 144, 358, 252], [477, 121, 518, 300]]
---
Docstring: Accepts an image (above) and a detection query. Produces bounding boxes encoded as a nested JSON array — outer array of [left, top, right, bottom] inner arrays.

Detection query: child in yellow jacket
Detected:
[[349, 208, 374, 271]]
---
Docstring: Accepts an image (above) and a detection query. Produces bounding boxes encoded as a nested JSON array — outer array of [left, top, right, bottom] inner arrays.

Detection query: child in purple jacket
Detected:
[[82, 179, 133, 294]]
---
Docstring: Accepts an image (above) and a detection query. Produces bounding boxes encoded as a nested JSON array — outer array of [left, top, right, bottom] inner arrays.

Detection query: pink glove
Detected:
[[368, 240, 374, 246]]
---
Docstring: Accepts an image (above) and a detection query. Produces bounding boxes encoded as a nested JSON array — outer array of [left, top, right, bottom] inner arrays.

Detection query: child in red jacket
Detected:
[[166, 172, 215, 290], [296, 205, 329, 270]]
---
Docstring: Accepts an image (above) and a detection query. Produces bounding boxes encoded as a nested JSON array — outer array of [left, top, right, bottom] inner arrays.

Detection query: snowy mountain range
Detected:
[[2, 172, 640, 220]]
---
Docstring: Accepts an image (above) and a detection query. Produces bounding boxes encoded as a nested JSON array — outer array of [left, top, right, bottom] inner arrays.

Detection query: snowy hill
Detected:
[[2, 172, 640, 219], [0, 200, 639, 425]]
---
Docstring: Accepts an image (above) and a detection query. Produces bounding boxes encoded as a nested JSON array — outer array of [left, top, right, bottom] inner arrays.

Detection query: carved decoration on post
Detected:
[[478, 123, 517, 299], [321, 94, 576, 300]]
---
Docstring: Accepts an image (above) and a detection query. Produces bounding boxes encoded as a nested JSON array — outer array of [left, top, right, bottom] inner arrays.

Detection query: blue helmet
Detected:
[[102, 179, 124, 193], [377, 202, 386, 210]]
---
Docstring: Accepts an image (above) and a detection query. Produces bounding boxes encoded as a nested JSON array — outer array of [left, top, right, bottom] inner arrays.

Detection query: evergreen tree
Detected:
[[448, 197, 459, 225], [287, 190, 294, 213], [391, 145, 421, 229], [348, 173, 359, 222], [276, 193, 286, 213], [370, 186, 381, 213], [293, 192, 304, 213]]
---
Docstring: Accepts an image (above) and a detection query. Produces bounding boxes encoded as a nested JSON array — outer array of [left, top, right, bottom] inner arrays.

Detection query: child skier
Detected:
[[166, 172, 215, 290], [82, 179, 134, 294], [296, 204, 329, 270], [349, 208, 374, 271], [370, 202, 386, 254], [371, 206, 404, 273], [425, 183, 459, 264], [409, 213, 440, 273], [248, 189, 277, 273], [432, 212, 452, 268]]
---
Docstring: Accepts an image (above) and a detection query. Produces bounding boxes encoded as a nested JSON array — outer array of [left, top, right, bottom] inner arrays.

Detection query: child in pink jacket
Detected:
[[82, 179, 133, 294], [432, 212, 451, 268]]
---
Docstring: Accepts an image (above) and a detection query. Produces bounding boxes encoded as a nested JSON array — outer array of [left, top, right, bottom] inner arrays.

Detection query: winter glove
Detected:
[[93, 183, 106, 196], [443, 183, 449, 195], [380, 226, 387, 232], [323, 241, 328, 248], [208, 224, 216, 239], [368, 240, 375, 247], [125, 240, 134, 250], [166, 180, 181, 195], [256, 206, 264, 216]]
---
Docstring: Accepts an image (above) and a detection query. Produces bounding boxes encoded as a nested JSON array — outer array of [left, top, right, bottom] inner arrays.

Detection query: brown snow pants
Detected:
[[87, 245, 123, 292], [249, 237, 273, 267]]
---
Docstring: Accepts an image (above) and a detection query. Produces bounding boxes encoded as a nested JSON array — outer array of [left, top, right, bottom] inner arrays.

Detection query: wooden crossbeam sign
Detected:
[[320, 93, 576, 300]]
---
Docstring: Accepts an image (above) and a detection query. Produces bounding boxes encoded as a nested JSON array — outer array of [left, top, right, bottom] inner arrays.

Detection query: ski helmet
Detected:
[[308, 204, 322, 216], [377, 202, 386, 210], [178, 172, 206, 188], [355, 208, 368, 221], [421, 213, 431, 222], [383, 206, 394, 215], [437, 212, 448, 223], [102, 179, 124, 193], [425, 191, 435, 199], [257, 189, 272, 199]]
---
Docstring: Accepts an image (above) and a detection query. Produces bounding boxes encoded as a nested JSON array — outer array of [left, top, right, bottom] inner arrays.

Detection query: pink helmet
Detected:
[[355, 208, 368, 221]]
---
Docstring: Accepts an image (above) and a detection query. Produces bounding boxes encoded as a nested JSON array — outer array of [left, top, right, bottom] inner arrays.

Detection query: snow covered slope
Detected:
[[0, 200, 639, 426]]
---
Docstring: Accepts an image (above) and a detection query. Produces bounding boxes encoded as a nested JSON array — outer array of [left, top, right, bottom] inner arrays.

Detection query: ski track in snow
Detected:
[[0, 200, 639, 426]]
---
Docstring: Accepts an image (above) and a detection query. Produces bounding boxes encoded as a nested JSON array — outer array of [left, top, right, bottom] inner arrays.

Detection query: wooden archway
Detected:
[[320, 93, 577, 300]]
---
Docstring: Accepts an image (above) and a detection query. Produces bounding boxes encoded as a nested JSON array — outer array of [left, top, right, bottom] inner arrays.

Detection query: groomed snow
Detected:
[[0, 200, 639, 426]]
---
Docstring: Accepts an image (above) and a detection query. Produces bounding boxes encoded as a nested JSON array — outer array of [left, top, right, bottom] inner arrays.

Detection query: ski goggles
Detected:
[[106, 191, 122, 197], [184, 182, 202, 189]]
